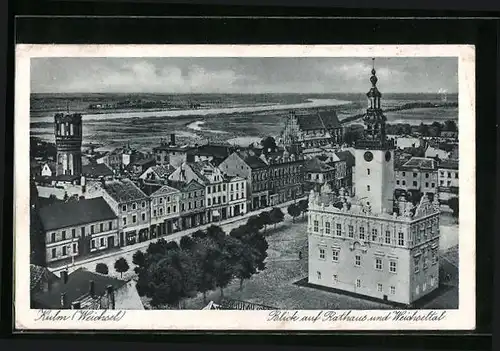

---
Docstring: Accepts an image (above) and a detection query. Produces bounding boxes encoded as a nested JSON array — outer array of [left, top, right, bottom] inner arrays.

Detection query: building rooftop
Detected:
[[305, 157, 335, 173], [237, 151, 268, 169], [151, 184, 181, 197], [39, 197, 117, 231], [30, 264, 59, 292], [149, 165, 176, 179], [438, 160, 459, 170], [31, 268, 127, 309], [399, 157, 437, 170], [335, 150, 356, 168], [104, 179, 148, 203], [82, 163, 114, 178], [132, 158, 155, 166], [296, 110, 341, 131]]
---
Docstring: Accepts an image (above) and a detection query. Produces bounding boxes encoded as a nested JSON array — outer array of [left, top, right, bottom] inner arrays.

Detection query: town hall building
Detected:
[[307, 61, 441, 306]]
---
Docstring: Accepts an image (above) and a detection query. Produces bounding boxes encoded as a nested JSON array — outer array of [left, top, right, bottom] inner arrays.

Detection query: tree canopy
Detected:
[[114, 257, 130, 278]]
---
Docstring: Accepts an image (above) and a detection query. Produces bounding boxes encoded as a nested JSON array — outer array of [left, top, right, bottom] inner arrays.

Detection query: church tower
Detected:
[[354, 59, 395, 214], [54, 112, 83, 176]]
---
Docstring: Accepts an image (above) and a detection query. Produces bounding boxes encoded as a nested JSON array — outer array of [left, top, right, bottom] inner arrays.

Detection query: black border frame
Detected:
[[2, 14, 497, 350]]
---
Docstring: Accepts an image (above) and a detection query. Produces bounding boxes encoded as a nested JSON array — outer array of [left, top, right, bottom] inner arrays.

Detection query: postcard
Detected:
[[15, 44, 475, 331]]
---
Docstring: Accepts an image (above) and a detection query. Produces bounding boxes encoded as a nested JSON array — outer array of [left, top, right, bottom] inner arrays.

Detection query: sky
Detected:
[[31, 57, 458, 94]]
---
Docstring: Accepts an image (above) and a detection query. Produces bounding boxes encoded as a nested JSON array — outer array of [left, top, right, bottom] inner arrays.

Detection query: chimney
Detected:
[[89, 280, 95, 296], [106, 285, 116, 310], [61, 270, 69, 284], [170, 133, 176, 145], [60, 292, 67, 309]]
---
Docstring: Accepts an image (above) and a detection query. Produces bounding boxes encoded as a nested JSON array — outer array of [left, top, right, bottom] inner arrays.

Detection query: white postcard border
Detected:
[[14, 44, 476, 331]]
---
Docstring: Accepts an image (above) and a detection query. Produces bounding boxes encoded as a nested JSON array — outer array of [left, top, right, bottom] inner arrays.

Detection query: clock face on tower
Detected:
[[364, 151, 373, 162], [385, 151, 392, 162]]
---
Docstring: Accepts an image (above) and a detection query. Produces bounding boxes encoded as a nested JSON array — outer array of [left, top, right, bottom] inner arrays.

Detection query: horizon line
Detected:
[[31, 91, 459, 95]]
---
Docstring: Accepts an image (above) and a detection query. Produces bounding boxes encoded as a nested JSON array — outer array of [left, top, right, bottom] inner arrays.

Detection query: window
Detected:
[[440, 180, 444, 185], [390, 286, 396, 295], [167, 196, 170, 202], [348, 225, 354, 238], [62, 246, 67, 256], [72, 243, 77, 253], [181, 204, 185, 211], [336, 223, 342, 236], [317, 271, 322, 280], [194, 191, 198, 197], [367, 185, 370, 191], [223, 196, 226, 203], [356, 279, 361, 288], [413, 181, 418, 187], [414, 258, 420, 273], [325, 222, 331, 234], [62, 231, 66, 240], [208, 198, 211, 206], [371, 228, 378, 241], [173, 205, 177, 212], [396, 180, 400, 185], [425, 182, 429, 187], [425, 173, 429, 178], [100, 223, 104, 232], [367, 169, 370, 175], [132, 203, 137, 210], [223, 184, 226, 191], [122, 204, 127, 211], [108, 221, 112, 230], [167, 206, 171, 214], [402, 172, 406, 176], [447, 180, 451, 186], [90, 225, 95, 234], [91, 240, 96, 249], [132, 215, 137, 223], [431, 182, 435, 188], [218, 196, 221, 204], [389, 260, 397, 273], [230, 194, 234, 201], [188, 202, 192, 210], [218, 185, 221, 192], [385, 230, 391, 244], [142, 213, 146, 221], [359, 227, 365, 240], [100, 238, 105, 247], [159, 197, 163, 204], [355, 255, 361, 267], [313, 220, 319, 232], [72, 228, 76, 238], [455, 173, 458, 179], [332, 249, 339, 262], [207, 187, 211, 194], [440, 171, 444, 176], [377, 283, 383, 292], [413, 173, 417, 178], [123, 217, 127, 225], [142, 201, 146, 208], [319, 248, 325, 259], [375, 258, 382, 270], [402, 180, 407, 185], [333, 275, 338, 283], [448, 172, 451, 178], [153, 209, 157, 217], [398, 232, 405, 246], [81, 227, 85, 235]]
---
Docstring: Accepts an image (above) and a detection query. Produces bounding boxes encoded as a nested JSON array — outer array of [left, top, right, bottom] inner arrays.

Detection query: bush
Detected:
[[95, 263, 109, 275]]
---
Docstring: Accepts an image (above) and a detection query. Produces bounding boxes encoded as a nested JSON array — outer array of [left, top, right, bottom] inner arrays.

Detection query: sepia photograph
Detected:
[[14, 44, 475, 330]]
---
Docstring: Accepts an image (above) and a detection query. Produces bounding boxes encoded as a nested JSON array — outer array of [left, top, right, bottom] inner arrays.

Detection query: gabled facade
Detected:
[[170, 179, 206, 230], [150, 185, 181, 236]]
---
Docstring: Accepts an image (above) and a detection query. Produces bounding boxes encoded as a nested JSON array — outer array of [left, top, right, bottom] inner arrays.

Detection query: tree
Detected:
[[146, 258, 184, 308], [206, 225, 226, 243], [418, 122, 429, 136], [192, 229, 207, 239], [95, 263, 109, 275], [247, 215, 264, 232], [431, 121, 443, 135], [132, 250, 146, 274], [298, 199, 309, 218], [114, 257, 130, 278], [258, 211, 272, 232], [448, 197, 459, 219], [444, 120, 458, 132], [192, 237, 219, 304], [180, 235, 195, 251], [260, 136, 277, 154], [287, 203, 301, 223], [269, 207, 285, 229]]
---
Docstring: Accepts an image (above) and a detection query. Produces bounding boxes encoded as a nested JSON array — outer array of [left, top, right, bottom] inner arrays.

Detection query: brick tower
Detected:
[[54, 112, 83, 176]]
